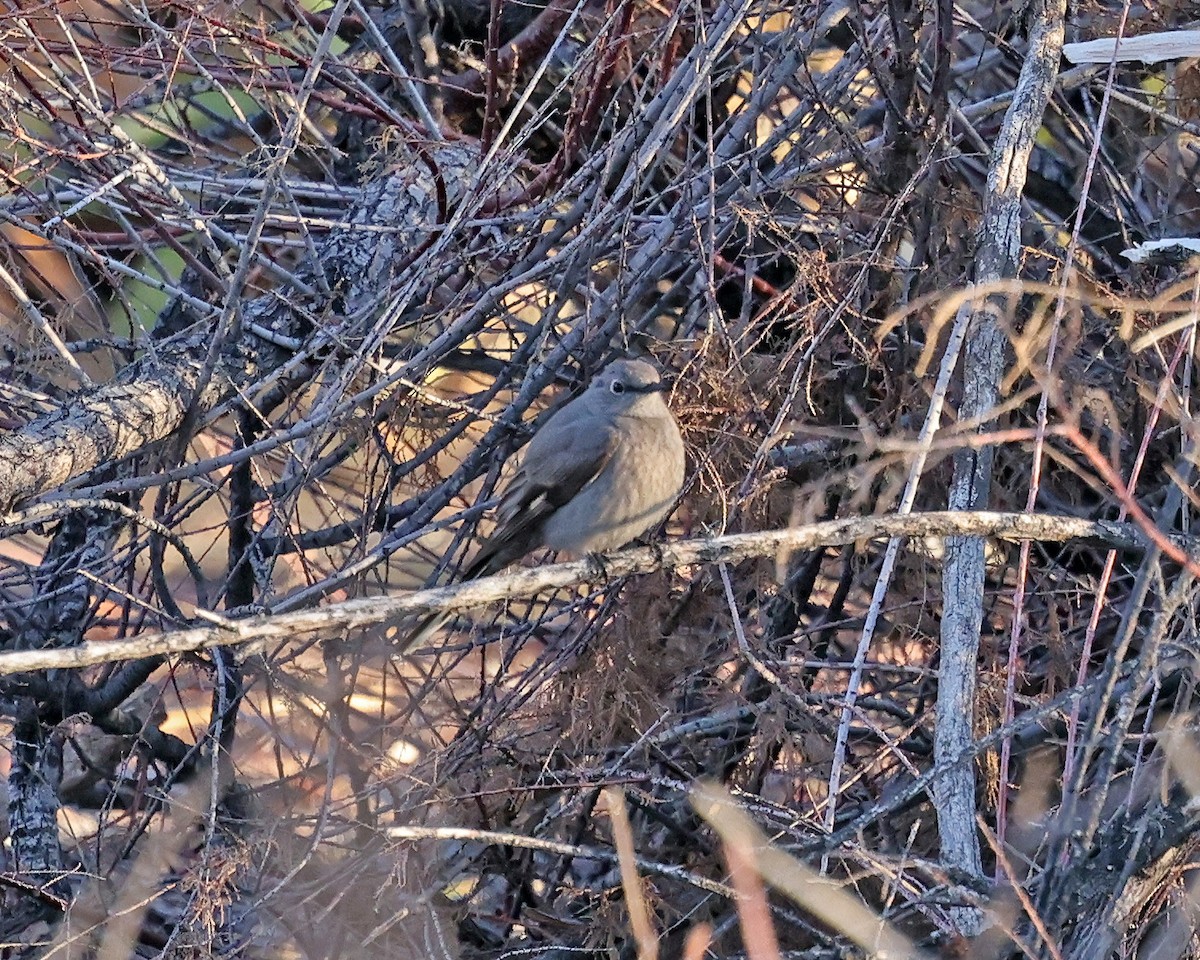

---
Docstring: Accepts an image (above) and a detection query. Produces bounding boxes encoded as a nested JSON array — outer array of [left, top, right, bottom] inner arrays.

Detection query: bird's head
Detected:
[[587, 359, 671, 417]]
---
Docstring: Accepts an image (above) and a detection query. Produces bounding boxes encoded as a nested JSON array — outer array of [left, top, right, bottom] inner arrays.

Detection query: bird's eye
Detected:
[[610, 380, 626, 395]]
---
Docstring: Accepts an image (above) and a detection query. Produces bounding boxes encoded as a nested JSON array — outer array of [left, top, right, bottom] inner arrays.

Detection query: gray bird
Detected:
[[402, 358, 686, 652]]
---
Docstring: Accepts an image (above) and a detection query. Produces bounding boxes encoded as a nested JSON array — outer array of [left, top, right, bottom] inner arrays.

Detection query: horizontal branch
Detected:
[[0, 510, 1170, 677], [386, 823, 735, 898]]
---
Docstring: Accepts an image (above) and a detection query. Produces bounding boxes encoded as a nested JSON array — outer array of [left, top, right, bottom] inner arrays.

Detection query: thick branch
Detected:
[[0, 145, 472, 513], [938, 0, 1068, 924]]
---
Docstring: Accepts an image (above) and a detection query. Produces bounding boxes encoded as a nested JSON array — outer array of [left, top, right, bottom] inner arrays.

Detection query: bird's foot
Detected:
[[584, 551, 610, 580]]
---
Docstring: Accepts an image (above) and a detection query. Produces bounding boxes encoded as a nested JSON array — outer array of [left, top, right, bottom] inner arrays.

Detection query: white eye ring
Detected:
[[610, 380, 626, 394]]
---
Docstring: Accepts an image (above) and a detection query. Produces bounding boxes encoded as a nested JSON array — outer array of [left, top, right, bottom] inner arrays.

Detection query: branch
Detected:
[[938, 0, 1067, 923], [0, 510, 1169, 677], [0, 143, 472, 513], [387, 823, 735, 898]]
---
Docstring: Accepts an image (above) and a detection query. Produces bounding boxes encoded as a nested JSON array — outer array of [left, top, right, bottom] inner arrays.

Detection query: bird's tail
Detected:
[[394, 545, 509, 655], [396, 609, 453, 656], [396, 511, 546, 656]]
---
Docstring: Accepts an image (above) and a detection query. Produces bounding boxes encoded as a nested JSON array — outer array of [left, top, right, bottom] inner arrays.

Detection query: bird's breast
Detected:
[[540, 420, 685, 555]]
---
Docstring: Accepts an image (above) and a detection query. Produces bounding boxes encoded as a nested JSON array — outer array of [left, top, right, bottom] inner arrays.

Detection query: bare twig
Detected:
[[0, 511, 1172, 677]]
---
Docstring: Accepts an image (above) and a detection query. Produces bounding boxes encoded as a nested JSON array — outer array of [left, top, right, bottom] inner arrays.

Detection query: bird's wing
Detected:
[[464, 416, 618, 579], [500, 415, 619, 521]]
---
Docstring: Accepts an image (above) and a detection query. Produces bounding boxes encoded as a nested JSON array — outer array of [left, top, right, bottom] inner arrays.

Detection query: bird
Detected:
[[400, 358, 686, 653]]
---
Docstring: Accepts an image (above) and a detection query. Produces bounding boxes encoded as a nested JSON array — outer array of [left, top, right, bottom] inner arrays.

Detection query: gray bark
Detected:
[[937, 0, 1068, 934]]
